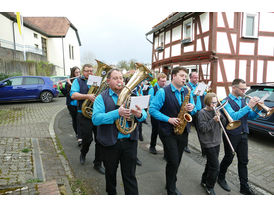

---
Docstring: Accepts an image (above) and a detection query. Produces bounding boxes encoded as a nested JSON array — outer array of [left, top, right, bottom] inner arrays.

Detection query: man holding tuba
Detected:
[[70, 64, 105, 174], [217, 79, 260, 195], [92, 68, 147, 195], [149, 67, 196, 195]]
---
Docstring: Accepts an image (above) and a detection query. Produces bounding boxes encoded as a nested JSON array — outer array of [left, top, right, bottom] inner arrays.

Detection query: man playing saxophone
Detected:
[[92, 68, 147, 195], [217, 79, 260, 195], [149, 67, 196, 195], [70, 64, 105, 174]]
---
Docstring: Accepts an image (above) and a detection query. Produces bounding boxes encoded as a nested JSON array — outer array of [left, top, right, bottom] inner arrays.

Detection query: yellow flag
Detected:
[[16, 12, 22, 35]]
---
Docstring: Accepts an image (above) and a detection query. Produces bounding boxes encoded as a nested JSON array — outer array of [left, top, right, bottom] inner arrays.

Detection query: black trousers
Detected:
[[202, 145, 220, 189], [77, 113, 102, 166], [189, 113, 204, 153], [150, 116, 163, 147], [102, 139, 138, 195], [219, 133, 249, 188], [159, 128, 188, 195], [67, 105, 78, 136]]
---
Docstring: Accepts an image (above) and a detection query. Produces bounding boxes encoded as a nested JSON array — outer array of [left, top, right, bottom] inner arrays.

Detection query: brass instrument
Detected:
[[174, 85, 193, 135], [115, 63, 152, 135], [81, 59, 112, 119], [244, 95, 274, 118], [217, 99, 241, 130]]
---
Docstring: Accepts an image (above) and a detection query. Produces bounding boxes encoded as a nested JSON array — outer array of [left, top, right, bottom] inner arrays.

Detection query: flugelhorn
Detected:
[[244, 95, 274, 118], [217, 99, 241, 130]]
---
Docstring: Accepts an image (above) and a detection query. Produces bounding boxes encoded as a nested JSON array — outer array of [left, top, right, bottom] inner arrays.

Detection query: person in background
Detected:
[[198, 93, 226, 195], [186, 71, 206, 154], [148, 73, 167, 155], [59, 66, 81, 141], [70, 64, 105, 175]]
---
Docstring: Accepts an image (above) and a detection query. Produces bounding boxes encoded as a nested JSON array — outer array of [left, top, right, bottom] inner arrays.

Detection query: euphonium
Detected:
[[244, 95, 274, 118], [115, 63, 152, 135], [174, 85, 193, 135], [217, 99, 241, 130], [81, 60, 112, 119]]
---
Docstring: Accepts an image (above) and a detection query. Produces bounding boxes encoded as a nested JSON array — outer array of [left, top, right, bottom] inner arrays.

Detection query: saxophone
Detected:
[[174, 85, 193, 135], [81, 59, 112, 119]]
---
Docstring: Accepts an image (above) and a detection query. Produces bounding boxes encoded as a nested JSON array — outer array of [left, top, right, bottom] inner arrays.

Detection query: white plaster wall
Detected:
[[267, 61, 274, 82], [172, 25, 182, 42], [0, 14, 14, 44], [223, 59, 236, 82], [158, 51, 163, 60], [196, 38, 202, 52], [165, 30, 170, 44], [259, 13, 274, 32], [217, 12, 234, 28], [171, 44, 181, 56], [47, 38, 64, 69], [216, 32, 231, 54], [165, 47, 170, 58], [204, 36, 209, 51], [239, 60, 247, 81], [154, 37, 158, 49], [216, 86, 227, 99], [217, 63, 222, 82], [184, 45, 194, 53], [258, 36, 274, 56], [250, 60, 254, 82], [257, 60, 264, 83], [200, 12, 209, 32], [239, 42, 255, 55], [217, 12, 225, 27]]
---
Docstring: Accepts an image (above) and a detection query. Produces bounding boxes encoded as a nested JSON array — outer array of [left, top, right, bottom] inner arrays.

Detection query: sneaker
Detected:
[[94, 165, 105, 175], [149, 147, 157, 154], [184, 146, 191, 153], [136, 158, 142, 166], [240, 187, 255, 195], [205, 187, 216, 195]]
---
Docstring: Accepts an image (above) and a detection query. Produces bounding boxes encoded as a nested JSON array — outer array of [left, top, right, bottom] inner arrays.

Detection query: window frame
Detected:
[[182, 18, 193, 42], [242, 12, 259, 39]]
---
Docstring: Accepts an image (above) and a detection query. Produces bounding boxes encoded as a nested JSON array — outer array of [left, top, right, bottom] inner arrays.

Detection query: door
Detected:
[[0, 77, 24, 101], [22, 77, 44, 99]]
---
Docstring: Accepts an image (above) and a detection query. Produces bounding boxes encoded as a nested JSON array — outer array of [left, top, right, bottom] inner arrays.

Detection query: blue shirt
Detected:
[[148, 82, 161, 104], [222, 94, 258, 120], [92, 88, 147, 139], [70, 77, 91, 113], [149, 83, 197, 122], [188, 81, 205, 111]]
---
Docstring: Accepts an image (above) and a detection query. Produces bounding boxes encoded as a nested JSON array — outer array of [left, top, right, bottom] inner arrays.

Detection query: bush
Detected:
[[0, 72, 22, 81]]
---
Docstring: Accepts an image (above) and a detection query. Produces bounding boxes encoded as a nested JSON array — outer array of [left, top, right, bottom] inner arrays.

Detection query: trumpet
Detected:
[[244, 95, 274, 118]]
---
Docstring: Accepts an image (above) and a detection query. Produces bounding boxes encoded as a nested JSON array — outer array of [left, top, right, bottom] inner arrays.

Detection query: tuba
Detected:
[[174, 85, 193, 135], [244, 95, 274, 118], [115, 63, 152, 135], [217, 99, 241, 130], [81, 59, 112, 119]]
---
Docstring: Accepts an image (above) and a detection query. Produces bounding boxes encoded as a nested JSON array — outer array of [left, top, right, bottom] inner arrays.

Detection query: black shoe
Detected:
[[217, 178, 231, 192], [78, 139, 82, 147], [240, 187, 255, 195], [80, 153, 85, 165], [205, 187, 216, 195], [174, 188, 182, 195], [94, 165, 105, 175], [184, 146, 191, 153], [149, 147, 157, 154], [136, 158, 142, 166]]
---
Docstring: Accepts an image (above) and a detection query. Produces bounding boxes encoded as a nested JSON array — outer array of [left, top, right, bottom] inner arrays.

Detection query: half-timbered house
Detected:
[[146, 12, 274, 98]]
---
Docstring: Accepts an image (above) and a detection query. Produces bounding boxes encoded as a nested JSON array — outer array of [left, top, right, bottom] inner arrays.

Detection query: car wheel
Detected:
[[40, 91, 53, 103]]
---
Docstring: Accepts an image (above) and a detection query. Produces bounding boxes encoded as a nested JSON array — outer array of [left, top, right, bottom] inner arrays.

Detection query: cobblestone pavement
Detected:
[[0, 98, 71, 195]]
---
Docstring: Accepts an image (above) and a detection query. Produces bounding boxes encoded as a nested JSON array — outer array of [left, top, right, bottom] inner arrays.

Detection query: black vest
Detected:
[[159, 85, 190, 136], [76, 76, 89, 111], [96, 89, 139, 146], [224, 96, 249, 135], [153, 85, 158, 96], [187, 82, 205, 109]]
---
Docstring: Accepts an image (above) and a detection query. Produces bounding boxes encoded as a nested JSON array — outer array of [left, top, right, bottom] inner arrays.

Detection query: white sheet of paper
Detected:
[[130, 95, 151, 110], [194, 82, 207, 96], [142, 85, 149, 90], [87, 75, 102, 86]]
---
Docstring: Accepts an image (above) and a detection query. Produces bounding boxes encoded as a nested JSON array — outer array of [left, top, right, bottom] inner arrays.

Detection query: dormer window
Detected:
[[242, 13, 258, 38]]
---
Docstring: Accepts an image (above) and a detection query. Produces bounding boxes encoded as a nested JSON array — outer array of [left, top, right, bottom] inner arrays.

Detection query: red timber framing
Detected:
[[150, 12, 274, 96]]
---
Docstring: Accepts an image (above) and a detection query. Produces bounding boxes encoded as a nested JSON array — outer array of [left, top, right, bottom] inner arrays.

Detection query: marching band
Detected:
[[60, 62, 264, 195]]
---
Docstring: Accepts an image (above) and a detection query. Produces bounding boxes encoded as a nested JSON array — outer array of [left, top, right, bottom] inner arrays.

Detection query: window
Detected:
[[69, 45, 74, 60], [34, 44, 39, 49], [24, 77, 44, 85], [242, 13, 258, 38], [41, 37, 47, 56], [5, 77, 23, 86], [182, 18, 193, 43], [34, 33, 38, 38]]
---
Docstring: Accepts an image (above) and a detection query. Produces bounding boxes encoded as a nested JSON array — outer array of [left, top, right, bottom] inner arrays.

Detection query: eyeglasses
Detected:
[[211, 102, 218, 104], [235, 86, 247, 91], [83, 70, 93, 73]]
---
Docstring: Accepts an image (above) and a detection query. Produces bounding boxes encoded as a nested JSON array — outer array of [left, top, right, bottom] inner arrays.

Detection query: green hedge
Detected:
[[0, 72, 22, 81]]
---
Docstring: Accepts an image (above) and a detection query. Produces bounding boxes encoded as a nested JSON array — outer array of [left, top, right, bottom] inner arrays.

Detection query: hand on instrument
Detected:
[[168, 117, 181, 126], [119, 105, 131, 119], [58, 81, 63, 89], [131, 105, 142, 118], [86, 94, 96, 102], [185, 103, 194, 112], [66, 78, 72, 85], [248, 96, 260, 108], [213, 111, 220, 122]]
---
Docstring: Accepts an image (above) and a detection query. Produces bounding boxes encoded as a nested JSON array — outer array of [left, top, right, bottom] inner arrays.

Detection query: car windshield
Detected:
[[246, 87, 274, 102]]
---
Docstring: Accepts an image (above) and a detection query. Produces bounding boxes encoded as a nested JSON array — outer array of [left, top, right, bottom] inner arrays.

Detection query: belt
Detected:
[[117, 138, 131, 142]]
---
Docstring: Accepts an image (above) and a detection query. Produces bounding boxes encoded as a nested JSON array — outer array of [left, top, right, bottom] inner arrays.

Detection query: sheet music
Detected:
[[130, 95, 151, 110], [193, 82, 207, 96], [142, 85, 149, 90], [87, 75, 102, 86]]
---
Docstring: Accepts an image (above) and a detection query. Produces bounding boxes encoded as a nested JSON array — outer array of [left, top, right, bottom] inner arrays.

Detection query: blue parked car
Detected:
[[246, 83, 274, 137], [0, 76, 59, 103]]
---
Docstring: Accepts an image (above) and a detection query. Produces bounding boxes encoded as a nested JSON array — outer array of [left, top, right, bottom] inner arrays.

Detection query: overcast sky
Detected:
[[3, 0, 270, 66]]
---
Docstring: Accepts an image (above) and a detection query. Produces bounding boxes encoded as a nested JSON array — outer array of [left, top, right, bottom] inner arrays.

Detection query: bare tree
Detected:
[[81, 51, 96, 66]]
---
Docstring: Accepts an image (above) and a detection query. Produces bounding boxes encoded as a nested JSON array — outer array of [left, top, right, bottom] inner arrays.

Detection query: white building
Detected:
[[146, 12, 274, 98], [0, 12, 81, 75]]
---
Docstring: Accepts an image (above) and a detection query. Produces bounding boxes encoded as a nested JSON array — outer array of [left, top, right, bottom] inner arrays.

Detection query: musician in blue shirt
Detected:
[[149, 67, 196, 195], [217, 79, 260, 195], [92, 68, 147, 195]]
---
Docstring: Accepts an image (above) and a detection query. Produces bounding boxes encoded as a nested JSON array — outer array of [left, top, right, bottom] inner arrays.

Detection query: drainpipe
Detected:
[[62, 37, 65, 75], [12, 21, 16, 60]]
